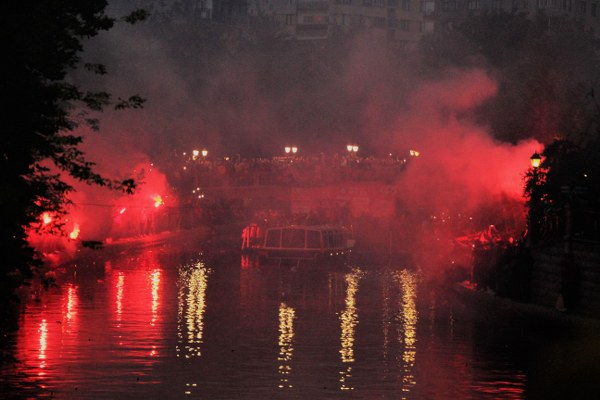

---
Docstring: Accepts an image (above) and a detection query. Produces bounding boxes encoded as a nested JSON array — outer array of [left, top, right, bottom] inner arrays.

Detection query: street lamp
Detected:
[[530, 152, 542, 169], [285, 146, 298, 155], [201, 149, 208, 158], [192, 149, 200, 161], [347, 144, 359, 156], [528, 151, 542, 246]]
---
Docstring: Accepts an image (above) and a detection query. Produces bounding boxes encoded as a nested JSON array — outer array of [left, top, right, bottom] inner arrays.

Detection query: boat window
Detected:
[[332, 230, 342, 247], [282, 228, 305, 248], [323, 230, 332, 248], [265, 229, 281, 247], [306, 230, 321, 249]]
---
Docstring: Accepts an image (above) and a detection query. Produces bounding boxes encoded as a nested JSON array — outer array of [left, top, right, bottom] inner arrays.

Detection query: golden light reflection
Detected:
[[395, 269, 418, 394], [339, 267, 362, 391], [381, 272, 392, 370], [38, 319, 48, 375], [115, 272, 124, 327], [62, 284, 79, 339], [64, 285, 78, 323], [150, 269, 161, 326], [277, 302, 296, 389], [176, 262, 211, 360]]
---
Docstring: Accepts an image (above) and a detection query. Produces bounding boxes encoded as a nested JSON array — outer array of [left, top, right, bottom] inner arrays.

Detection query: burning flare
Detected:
[[152, 195, 164, 208], [69, 224, 80, 240]]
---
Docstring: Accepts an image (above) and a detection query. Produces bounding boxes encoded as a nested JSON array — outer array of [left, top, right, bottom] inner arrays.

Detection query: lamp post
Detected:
[[346, 144, 359, 160], [528, 152, 542, 246], [284, 146, 298, 157]]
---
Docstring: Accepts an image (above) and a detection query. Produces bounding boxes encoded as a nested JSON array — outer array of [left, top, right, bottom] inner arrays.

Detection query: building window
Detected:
[[422, 19, 435, 32], [373, 16, 386, 26], [421, 0, 435, 12], [492, 0, 503, 8], [387, 28, 396, 41], [580, 0, 587, 12], [468, 0, 480, 8], [512, 0, 528, 9], [443, 0, 458, 10], [401, 0, 411, 9], [592, 2, 597, 15], [399, 19, 410, 30]]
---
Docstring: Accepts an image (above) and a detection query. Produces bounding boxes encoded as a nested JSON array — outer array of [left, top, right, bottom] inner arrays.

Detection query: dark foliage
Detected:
[[1, 2, 146, 306]]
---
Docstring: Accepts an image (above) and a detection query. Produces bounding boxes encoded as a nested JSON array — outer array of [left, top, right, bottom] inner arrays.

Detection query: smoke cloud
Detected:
[[35, 4, 544, 270]]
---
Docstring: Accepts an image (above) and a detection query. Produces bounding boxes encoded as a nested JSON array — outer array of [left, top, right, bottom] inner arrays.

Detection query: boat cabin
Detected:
[[243, 224, 355, 260]]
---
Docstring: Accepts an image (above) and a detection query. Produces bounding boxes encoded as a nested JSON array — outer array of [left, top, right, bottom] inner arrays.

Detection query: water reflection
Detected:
[[339, 267, 363, 391], [277, 302, 295, 389], [395, 269, 418, 396], [37, 319, 48, 375], [2, 245, 597, 399], [115, 272, 124, 327], [177, 262, 211, 359]]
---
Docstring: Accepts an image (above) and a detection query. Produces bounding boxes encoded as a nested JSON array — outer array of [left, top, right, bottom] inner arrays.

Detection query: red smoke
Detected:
[[388, 69, 542, 274]]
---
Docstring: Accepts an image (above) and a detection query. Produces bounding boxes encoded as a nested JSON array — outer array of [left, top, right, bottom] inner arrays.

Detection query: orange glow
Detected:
[[69, 224, 80, 240], [152, 195, 164, 208]]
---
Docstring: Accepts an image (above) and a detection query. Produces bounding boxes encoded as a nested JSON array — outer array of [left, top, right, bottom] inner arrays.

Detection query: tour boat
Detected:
[[242, 223, 355, 260]]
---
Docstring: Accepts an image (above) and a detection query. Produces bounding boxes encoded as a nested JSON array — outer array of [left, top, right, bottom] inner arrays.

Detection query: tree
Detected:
[[1, 2, 147, 307], [524, 121, 600, 243]]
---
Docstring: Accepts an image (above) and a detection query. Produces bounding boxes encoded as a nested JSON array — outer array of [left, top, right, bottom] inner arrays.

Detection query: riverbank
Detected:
[[453, 280, 600, 331]]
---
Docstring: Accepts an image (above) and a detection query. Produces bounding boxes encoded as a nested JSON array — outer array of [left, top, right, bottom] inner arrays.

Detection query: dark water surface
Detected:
[[2, 238, 600, 399]]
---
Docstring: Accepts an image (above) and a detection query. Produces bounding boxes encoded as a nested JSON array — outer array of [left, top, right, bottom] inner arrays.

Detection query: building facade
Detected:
[[247, 0, 424, 44]]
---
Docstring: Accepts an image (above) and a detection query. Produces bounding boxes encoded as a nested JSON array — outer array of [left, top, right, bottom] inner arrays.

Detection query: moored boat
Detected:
[[241, 223, 355, 260]]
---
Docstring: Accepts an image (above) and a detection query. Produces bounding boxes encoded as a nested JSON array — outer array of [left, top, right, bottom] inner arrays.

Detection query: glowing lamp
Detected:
[[291, 146, 298, 154], [285, 146, 291, 154], [352, 145, 358, 153], [347, 144, 353, 152], [192, 149, 200, 160], [530, 152, 542, 169], [201, 149, 208, 157]]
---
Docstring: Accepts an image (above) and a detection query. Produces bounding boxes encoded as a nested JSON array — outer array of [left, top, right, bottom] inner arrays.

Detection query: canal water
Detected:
[[2, 237, 600, 399]]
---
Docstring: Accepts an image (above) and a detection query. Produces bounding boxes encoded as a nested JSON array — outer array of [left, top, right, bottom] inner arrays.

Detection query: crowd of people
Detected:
[[179, 153, 409, 188]]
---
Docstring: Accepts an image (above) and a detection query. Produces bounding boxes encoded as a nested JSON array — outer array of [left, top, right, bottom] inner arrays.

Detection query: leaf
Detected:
[[114, 95, 146, 110], [123, 9, 149, 24]]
